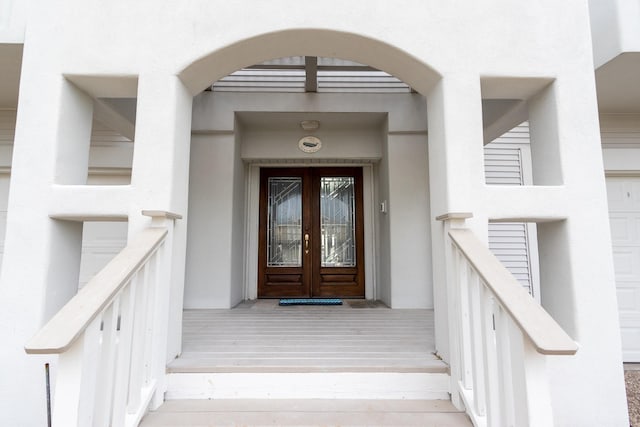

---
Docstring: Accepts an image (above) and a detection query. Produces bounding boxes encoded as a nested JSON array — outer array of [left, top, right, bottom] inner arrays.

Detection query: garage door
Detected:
[[607, 176, 640, 362], [79, 174, 129, 288]]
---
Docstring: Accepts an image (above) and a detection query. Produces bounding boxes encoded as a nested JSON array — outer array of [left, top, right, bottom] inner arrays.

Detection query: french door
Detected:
[[258, 167, 365, 298]]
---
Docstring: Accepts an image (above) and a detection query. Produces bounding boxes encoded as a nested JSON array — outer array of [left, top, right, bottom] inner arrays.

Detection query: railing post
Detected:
[[141, 210, 181, 409], [94, 300, 120, 427], [511, 335, 555, 427], [52, 320, 101, 427], [436, 212, 473, 410]]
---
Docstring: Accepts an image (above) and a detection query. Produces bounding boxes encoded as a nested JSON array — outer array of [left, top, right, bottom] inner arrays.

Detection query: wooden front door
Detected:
[[258, 167, 365, 298]]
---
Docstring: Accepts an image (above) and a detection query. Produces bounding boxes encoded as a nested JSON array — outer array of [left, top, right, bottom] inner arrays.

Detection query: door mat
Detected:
[[279, 298, 343, 306]]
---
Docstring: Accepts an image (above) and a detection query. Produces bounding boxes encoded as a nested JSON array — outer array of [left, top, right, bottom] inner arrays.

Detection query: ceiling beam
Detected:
[[92, 99, 136, 141], [305, 56, 318, 92], [246, 64, 379, 71]]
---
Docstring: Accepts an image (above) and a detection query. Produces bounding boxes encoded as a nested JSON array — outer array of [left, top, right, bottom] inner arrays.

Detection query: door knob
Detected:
[[304, 233, 310, 254]]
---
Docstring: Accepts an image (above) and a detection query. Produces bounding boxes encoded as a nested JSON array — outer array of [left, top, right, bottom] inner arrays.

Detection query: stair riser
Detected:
[[165, 372, 450, 400]]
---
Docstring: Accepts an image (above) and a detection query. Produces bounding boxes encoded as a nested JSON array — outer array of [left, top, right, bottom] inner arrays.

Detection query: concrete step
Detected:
[[170, 306, 450, 401], [139, 399, 472, 427]]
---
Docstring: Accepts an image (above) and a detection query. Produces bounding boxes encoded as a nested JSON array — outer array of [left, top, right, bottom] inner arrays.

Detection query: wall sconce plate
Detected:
[[298, 136, 322, 153]]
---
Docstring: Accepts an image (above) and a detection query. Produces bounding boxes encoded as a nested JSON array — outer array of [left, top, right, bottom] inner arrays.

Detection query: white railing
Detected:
[[25, 227, 169, 427], [447, 228, 578, 427]]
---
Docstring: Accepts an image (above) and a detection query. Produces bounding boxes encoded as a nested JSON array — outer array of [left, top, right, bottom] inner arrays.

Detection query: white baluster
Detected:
[[481, 287, 500, 427], [111, 280, 137, 427], [507, 318, 529, 427], [94, 298, 121, 427], [448, 245, 463, 408], [142, 260, 156, 389], [468, 270, 486, 418], [149, 243, 170, 410], [459, 258, 473, 391], [495, 307, 515, 426], [128, 268, 149, 414]]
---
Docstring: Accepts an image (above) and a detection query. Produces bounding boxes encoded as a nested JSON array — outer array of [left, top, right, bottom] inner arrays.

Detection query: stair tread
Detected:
[[139, 399, 472, 427], [168, 358, 448, 373]]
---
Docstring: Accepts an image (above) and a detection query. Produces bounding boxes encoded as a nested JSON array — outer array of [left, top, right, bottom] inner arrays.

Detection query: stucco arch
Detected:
[[178, 28, 441, 95]]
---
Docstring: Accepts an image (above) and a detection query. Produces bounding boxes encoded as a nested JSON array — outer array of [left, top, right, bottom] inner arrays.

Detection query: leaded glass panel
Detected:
[[267, 177, 302, 267], [320, 177, 356, 267]]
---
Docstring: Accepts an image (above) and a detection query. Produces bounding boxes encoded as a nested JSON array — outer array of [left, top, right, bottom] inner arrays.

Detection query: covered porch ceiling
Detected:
[[210, 56, 529, 140], [595, 52, 640, 114], [210, 56, 414, 94]]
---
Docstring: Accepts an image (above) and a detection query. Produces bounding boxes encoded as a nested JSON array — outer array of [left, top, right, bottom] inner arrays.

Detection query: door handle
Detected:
[[304, 233, 310, 254]]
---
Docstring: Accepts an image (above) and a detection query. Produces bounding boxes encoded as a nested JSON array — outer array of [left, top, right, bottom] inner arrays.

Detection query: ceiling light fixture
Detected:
[[300, 120, 320, 131]]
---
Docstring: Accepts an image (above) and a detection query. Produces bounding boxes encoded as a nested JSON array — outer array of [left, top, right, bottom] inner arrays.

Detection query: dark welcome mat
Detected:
[[279, 298, 343, 306]]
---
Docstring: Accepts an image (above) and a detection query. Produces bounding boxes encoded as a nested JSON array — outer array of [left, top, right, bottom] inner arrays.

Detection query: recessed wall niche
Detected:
[[481, 77, 563, 186]]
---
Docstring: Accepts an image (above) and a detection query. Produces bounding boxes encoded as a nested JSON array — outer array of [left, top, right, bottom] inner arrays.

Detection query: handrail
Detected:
[[446, 227, 577, 426], [448, 228, 577, 355], [24, 226, 170, 427], [25, 227, 167, 354]]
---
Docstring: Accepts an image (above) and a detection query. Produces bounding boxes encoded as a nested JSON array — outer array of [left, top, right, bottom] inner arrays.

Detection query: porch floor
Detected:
[[169, 300, 447, 373]]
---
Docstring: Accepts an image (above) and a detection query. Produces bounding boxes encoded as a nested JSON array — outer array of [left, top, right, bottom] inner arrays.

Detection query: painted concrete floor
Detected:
[[170, 301, 445, 373]]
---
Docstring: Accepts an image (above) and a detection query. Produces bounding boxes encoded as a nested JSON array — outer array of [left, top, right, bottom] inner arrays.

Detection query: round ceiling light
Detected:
[[300, 120, 320, 131]]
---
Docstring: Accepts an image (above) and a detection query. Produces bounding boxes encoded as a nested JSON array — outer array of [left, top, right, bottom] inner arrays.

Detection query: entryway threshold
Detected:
[[279, 298, 343, 306]]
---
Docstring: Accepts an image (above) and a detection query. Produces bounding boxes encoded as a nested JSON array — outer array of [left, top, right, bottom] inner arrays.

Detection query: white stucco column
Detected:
[[129, 73, 193, 361], [0, 73, 93, 425], [185, 132, 245, 309], [532, 76, 629, 426], [426, 73, 486, 363], [385, 132, 432, 308]]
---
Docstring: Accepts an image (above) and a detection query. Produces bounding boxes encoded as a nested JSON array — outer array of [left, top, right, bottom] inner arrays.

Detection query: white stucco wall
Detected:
[[0, 0, 27, 43], [589, 0, 640, 67]]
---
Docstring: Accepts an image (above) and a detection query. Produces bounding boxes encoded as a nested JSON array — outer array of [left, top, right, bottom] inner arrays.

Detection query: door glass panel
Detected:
[[267, 177, 302, 267], [320, 177, 356, 267]]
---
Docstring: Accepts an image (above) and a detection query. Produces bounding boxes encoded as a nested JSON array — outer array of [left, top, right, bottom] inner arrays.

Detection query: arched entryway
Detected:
[[171, 29, 484, 370]]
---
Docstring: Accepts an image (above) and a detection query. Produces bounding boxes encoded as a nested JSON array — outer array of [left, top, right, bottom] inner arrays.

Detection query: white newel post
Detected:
[[129, 73, 193, 381], [427, 73, 486, 383], [142, 210, 182, 409], [437, 213, 472, 409], [510, 334, 554, 427]]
